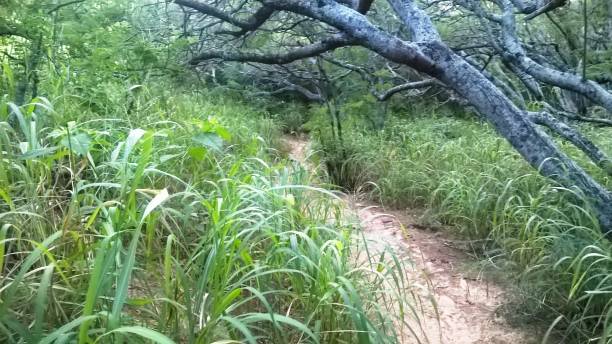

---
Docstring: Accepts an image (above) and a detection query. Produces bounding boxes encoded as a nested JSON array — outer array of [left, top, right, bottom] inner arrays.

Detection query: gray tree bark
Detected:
[[175, 0, 612, 235], [497, 0, 612, 113]]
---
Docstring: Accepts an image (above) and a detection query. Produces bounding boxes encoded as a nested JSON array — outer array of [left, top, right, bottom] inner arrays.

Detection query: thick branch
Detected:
[[388, 0, 441, 42], [375, 79, 439, 101], [48, 0, 86, 14], [524, 0, 568, 20], [509, 0, 568, 20], [189, 35, 356, 65], [499, 0, 612, 113], [174, 0, 274, 35], [541, 103, 612, 127], [265, 81, 324, 102], [0, 23, 30, 39], [262, 0, 437, 74], [356, 0, 375, 14], [529, 111, 612, 175]]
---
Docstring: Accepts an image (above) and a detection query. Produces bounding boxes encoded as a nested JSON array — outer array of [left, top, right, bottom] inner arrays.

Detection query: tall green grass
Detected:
[[312, 113, 612, 343], [0, 79, 426, 343]]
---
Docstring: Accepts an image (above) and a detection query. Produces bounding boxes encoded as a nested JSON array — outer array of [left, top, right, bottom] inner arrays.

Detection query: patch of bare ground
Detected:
[[350, 200, 540, 344], [282, 134, 542, 344]]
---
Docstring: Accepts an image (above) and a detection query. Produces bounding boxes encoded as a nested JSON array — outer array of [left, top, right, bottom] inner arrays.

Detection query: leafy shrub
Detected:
[[0, 85, 427, 343]]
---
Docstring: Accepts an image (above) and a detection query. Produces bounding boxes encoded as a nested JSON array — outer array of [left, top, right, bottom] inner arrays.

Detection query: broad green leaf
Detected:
[[19, 147, 59, 160], [123, 128, 146, 162], [187, 146, 207, 161], [40, 315, 100, 344], [192, 132, 223, 151], [109, 230, 140, 330], [33, 264, 55, 342], [61, 132, 92, 156], [102, 326, 175, 344], [141, 188, 169, 225]]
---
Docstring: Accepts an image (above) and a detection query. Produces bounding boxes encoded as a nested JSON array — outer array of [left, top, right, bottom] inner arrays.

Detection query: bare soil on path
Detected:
[[282, 135, 540, 344]]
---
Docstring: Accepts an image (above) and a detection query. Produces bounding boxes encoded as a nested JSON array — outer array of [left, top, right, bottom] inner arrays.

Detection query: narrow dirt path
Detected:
[[282, 135, 538, 344]]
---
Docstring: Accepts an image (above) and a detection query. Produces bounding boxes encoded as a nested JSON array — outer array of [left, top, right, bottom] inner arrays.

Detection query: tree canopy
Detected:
[[167, 0, 612, 234]]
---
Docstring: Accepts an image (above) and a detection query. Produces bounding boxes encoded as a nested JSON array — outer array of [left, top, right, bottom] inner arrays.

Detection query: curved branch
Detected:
[[189, 35, 357, 65], [48, 0, 86, 14], [174, 0, 274, 36], [356, 0, 375, 14], [541, 103, 612, 127], [498, 0, 612, 113], [262, 0, 437, 73], [519, 59, 612, 112], [508, 0, 569, 20], [263, 81, 324, 102], [0, 23, 30, 39], [529, 111, 612, 175], [375, 79, 439, 101], [524, 0, 568, 20]]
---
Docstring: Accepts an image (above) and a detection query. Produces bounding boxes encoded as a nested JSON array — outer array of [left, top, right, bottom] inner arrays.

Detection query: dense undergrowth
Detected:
[[309, 110, 612, 343], [0, 75, 425, 343]]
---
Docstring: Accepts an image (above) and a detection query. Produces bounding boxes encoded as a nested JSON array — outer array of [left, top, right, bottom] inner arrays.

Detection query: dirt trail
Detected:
[[283, 135, 537, 344]]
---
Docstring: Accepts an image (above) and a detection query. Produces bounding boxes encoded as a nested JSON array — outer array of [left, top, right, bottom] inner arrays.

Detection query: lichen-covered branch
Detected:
[[529, 111, 612, 175], [189, 35, 357, 65]]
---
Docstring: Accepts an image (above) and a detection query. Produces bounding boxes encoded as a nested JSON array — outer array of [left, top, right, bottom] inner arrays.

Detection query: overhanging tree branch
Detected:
[[0, 23, 30, 39], [375, 79, 439, 101], [48, 0, 86, 14], [524, 0, 568, 20], [189, 35, 357, 65], [257, 80, 324, 102], [174, 0, 274, 36], [508, 0, 569, 20], [175, 0, 612, 234], [540, 103, 612, 126], [529, 111, 612, 175], [494, 0, 612, 113]]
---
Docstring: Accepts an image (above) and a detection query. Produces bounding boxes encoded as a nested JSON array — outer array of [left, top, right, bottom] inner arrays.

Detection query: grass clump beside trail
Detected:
[[310, 112, 612, 343], [0, 83, 420, 343]]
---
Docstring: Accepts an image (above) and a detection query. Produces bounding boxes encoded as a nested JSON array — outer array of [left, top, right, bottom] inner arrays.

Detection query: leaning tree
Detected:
[[171, 0, 612, 235]]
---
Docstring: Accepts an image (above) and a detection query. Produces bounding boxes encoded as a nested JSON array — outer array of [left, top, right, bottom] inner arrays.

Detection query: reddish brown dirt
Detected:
[[351, 201, 537, 344], [282, 135, 538, 344]]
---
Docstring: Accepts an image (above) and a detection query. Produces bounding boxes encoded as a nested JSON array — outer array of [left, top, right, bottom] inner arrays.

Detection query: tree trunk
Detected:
[[421, 41, 612, 234], [384, 0, 612, 234], [192, 0, 612, 234]]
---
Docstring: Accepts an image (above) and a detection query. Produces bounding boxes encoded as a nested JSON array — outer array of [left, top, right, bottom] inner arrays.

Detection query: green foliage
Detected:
[[2, 0, 611, 343], [274, 103, 309, 134], [0, 88, 421, 342], [311, 112, 612, 343], [0, 2, 422, 343]]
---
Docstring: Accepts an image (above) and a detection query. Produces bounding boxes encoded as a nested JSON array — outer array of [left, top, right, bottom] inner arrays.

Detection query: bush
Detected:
[[0, 81, 423, 343]]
